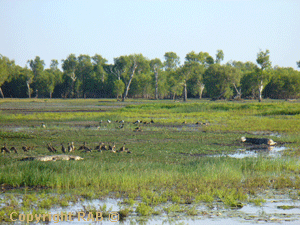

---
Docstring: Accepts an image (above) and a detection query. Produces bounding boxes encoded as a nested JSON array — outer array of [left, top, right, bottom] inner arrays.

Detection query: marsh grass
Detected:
[[1, 99, 300, 210]]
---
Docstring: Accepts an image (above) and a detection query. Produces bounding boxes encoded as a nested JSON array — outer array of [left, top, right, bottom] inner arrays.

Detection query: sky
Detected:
[[0, 0, 299, 69]]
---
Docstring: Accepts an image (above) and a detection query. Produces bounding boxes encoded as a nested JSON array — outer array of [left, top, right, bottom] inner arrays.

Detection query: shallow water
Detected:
[[211, 146, 288, 159], [4, 196, 300, 225]]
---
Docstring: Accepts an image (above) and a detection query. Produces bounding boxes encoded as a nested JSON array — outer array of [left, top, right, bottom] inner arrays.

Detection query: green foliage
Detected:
[[204, 64, 241, 99], [113, 79, 125, 99], [264, 67, 300, 99]]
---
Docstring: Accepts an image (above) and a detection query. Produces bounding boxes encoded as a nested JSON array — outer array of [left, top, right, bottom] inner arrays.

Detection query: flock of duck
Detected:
[[48, 142, 131, 154], [1, 141, 131, 155], [1, 118, 211, 155]]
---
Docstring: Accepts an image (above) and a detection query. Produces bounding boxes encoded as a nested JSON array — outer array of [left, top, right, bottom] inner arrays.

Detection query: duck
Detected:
[[118, 143, 129, 153], [107, 120, 111, 124], [10, 147, 18, 154], [150, 119, 154, 124], [22, 146, 30, 152], [134, 126, 142, 132], [100, 142, 108, 151], [71, 142, 75, 152], [133, 120, 140, 124], [95, 142, 102, 151], [47, 143, 54, 153], [61, 143, 66, 153], [41, 123, 46, 128], [67, 143, 73, 152], [1, 144, 10, 153], [78, 142, 87, 150], [109, 143, 116, 153]]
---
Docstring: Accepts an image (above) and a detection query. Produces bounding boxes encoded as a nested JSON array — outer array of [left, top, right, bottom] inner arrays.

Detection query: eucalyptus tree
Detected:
[[227, 61, 258, 99], [112, 54, 150, 101], [184, 51, 206, 99], [28, 56, 45, 97], [2, 65, 30, 98], [164, 52, 180, 99], [185, 51, 214, 67], [0, 55, 11, 98], [113, 79, 125, 99], [77, 54, 94, 98], [264, 67, 300, 99], [62, 54, 78, 97], [215, 49, 224, 64], [150, 58, 163, 99], [92, 54, 107, 84], [44, 59, 63, 98], [91, 54, 108, 97], [204, 64, 241, 100], [256, 49, 272, 102]]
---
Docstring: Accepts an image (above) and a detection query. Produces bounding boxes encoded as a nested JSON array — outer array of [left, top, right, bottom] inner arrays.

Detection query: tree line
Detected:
[[0, 50, 300, 101]]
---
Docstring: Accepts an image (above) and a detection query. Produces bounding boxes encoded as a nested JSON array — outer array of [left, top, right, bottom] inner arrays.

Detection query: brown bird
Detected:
[[95, 142, 104, 151], [78, 142, 87, 150], [47, 143, 57, 153], [100, 143, 108, 151], [67, 143, 72, 152], [109, 143, 116, 153], [22, 146, 30, 152], [71, 142, 75, 152], [1, 144, 10, 153], [118, 143, 128, 153], [61, 143, 66, 153], [10, 147, 18, 154]]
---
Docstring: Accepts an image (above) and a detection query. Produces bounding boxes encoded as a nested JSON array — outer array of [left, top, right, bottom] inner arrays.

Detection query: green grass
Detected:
[[1, 98, 300, 209]]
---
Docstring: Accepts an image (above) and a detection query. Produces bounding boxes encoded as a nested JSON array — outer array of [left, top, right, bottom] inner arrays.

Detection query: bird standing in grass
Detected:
[[109, 143, 116, 153], [22, 146, 30, 152], [61, 143, 66, 153], [10, 147, 18, 154], [1, 144, 10, 153], [47, 143, 57, 153], [100, 142, 108, 151]]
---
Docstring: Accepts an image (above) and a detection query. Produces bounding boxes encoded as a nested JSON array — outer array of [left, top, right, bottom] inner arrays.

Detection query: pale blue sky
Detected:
[[1, 0, 299, 69]]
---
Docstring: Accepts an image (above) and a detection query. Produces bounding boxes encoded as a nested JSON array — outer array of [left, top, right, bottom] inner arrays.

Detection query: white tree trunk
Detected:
[[258, 80, 263, 102], [183, 81, 187, 102], [122, 61, 137, 102], [199, 84, 205, 99], [0, 87, 4, 98], [154, 69, 158, 100]]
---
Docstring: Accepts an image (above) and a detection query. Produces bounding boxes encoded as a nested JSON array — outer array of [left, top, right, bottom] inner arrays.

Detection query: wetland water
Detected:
[[4, 195, 300, 225]]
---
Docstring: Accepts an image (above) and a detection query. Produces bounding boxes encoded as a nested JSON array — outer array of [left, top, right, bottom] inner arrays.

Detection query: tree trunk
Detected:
[[154, 70, 158, 100], [0, 87, 4, 98], [199, 84, 205, 99], [50, 92, 52, 99], [26, 81, 31, 98], [258, 80, 263, 102], [233, 83, 242, 100], [122, 61, 137, 102], [183, 81, 187, 102]]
